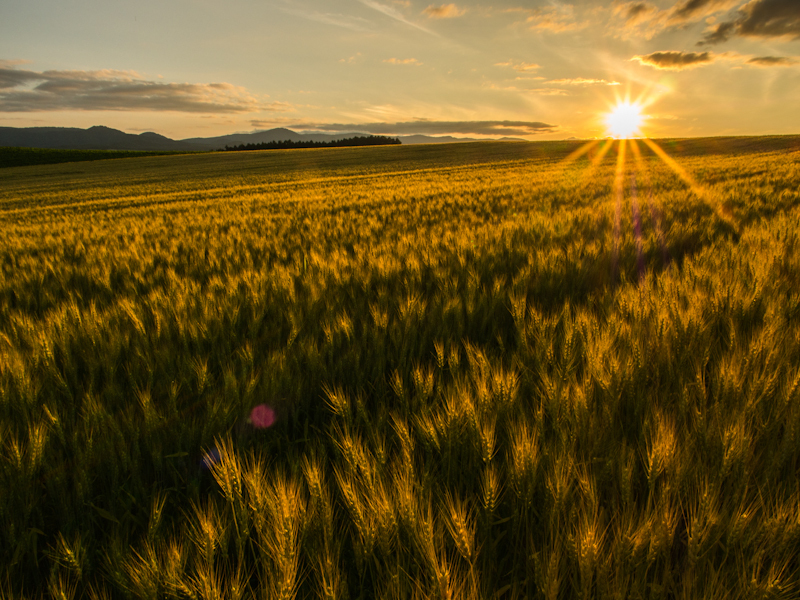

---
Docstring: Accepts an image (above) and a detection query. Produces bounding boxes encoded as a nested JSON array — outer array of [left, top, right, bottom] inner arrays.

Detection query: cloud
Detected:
[[609, 0, 738, 40], [249, 118, 302, 129], [293, 120, 556, 136], [609, 1, 667, 39], [669, 0, 740, 23], [486, 82, 561, 94], [733, 0, 800, 37], [547, 78, 621, 85], [423, 4, 466, 19], [632, 49, 797, 69], [525, 5, 588, 33], [529, 88, 570, 96], [614, 1, 659, 25], [746, 55, 798, 66], [0, 59, 32, 68], [0, 65, 42, 90], [358, 0, 436, 34], [340, 53, 363, 64], [383, 58, 422, 65], [276, 2, 371, 31], [0, 64, 271, 113], [495, 61, 541, 72], [632, 50, 715, 69], [700, 21, 739, 43], [700, 0, 800, 44]]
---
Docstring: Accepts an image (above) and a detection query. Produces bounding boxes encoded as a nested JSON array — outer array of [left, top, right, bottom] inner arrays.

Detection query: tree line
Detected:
[[221, 135, 401, 152]]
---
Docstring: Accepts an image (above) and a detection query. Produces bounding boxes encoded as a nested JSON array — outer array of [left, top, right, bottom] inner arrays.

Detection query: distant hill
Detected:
[[396, 134, 481, 145], [182, 129, 509, 148], [0, 126, 199, 151], [181, 128, 372, 149], [0, 125, 525, 151]]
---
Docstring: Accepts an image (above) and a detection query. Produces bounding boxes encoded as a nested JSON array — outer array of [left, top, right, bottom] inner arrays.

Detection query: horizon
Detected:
[[2, 1, 799, 140], [5, 122, 800, 145]]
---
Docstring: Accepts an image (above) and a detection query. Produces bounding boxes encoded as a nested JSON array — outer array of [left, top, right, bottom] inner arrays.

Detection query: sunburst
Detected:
[[555, 91, 733, 284], [605, 102, 644, 139]]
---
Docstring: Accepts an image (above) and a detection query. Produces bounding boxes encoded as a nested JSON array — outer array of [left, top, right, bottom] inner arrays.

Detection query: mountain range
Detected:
[[0, 125, 521, 151]]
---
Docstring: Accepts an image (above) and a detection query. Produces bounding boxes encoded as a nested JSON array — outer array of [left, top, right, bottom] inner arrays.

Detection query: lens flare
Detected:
[[201, 447, 221, 470], [606, 102, 644, 139], [249, 403, 276, 428]]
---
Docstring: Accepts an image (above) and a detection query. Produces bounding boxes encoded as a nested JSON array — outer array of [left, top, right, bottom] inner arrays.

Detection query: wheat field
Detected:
[[1, 138, 799, 599]]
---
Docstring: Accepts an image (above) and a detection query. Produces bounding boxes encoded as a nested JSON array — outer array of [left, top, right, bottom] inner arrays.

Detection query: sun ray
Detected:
[[564, 139, 614, 188], [612, 139, 627, 281], [592, 138, 616, 167], [630, 172, 645, 280], [640, 138, 736, 230], [640, 138, 705, 198], [576, 138, 616, 185], [630, 139, 669, 266], [614, 139, 627, 200], [562, 139, 600, 165]]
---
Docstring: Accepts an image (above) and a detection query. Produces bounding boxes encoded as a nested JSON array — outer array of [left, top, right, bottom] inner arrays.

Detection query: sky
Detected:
[[1, 0, 798, 140]]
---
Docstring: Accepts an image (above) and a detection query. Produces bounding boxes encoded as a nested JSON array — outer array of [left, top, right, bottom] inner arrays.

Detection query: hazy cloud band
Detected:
[[747, 55, 798, 66], [0, 64, 271, 113], [293, 120, 556, 136], [632, 51, 714, 69], [700, 0, 800, 45], [423, 4, 466, 19]]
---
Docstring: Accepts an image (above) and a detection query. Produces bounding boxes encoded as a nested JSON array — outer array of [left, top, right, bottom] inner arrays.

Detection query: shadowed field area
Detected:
[[1, 138, 799, 599], [0, 146, 200, 169]]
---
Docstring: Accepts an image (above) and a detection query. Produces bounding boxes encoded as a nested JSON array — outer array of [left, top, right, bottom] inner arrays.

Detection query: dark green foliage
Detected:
[[222, 135, 402, 152], [0, 146, 201, 169]]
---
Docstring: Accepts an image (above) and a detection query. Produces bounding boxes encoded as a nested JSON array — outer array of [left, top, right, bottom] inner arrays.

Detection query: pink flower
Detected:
[[250, 404, 276, 429]]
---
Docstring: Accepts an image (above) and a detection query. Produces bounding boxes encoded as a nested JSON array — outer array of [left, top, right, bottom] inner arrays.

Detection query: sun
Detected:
[[605, 102, 644, 138]]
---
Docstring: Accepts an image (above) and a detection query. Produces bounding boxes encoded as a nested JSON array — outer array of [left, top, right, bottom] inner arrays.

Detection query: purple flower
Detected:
[[249, 404, 276, 429]]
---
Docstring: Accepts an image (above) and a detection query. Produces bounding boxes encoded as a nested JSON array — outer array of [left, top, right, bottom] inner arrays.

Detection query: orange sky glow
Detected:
[[1, 1, 798, 140]]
